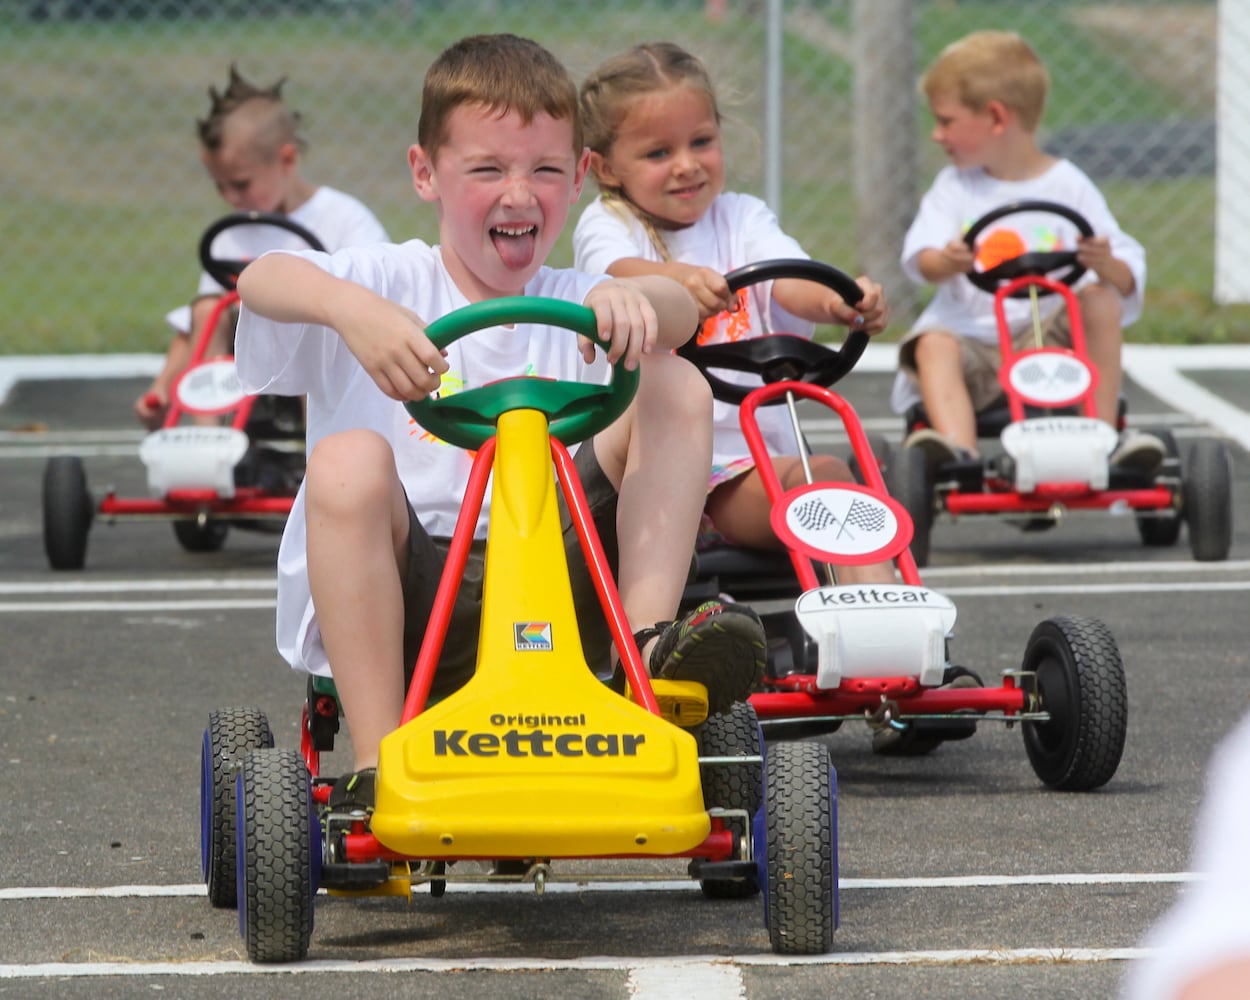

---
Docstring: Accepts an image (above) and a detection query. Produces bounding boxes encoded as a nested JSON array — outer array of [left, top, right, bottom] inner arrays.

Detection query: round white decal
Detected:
[[1005, 349, 1094, 407], [774, 484, 907, 561], [173, 358, 246, 414]]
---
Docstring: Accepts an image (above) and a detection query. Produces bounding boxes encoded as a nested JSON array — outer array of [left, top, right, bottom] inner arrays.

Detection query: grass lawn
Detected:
[[0, 0, 1244, 354]]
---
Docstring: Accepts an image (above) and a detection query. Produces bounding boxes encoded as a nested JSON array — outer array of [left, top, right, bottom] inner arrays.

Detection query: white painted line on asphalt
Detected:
[[0, 871, 1198, 901], [628, 961, 746, 999], [1123, 356, 1250, 451], [4, 578, 1248, 613], [0, 599, 275, 613], [0, 948, 1158, 979], [1, 560, 1244, 597], [921, 559, 1250, 578], [0, 578, 277, 594], [0, 354, 161, 404]]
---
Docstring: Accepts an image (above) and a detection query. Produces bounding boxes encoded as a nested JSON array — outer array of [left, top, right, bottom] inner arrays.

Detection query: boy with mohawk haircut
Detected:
[[233, 33, 766, 812], [135, 64, 387, 429]]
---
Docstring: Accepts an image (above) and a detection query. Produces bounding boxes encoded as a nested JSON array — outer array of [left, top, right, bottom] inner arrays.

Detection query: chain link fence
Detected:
[[1, 0, 1243, 354]]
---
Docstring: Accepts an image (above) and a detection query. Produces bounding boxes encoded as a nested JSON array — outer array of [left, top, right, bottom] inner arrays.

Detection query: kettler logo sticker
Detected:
[[514, 622, 552, 651]]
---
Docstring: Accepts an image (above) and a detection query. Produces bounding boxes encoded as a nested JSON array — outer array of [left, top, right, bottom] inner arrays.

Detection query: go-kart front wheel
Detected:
[[200, 708, 273, 908], [237, 748, 315, 963], [1183, 438, 1233, 562], [42, 455, 93, 570], [885, 444, 932, 567], [759, 740, 837, 954], [1021, 616, 1127, 791], [697, 701, 763, 899]]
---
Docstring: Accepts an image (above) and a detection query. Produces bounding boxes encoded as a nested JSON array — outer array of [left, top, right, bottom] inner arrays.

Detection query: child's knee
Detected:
[[638, 352, 712, 419], [305, 430, 394, 507], [808, 453, 855, 485], [1078, 283, 1123, 331], [912, 330, 961, 368]]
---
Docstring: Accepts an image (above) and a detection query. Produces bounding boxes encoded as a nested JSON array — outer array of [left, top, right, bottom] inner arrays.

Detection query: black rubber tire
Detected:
[[201, 708, 273, 909], [1021, 616, 1127, 791], [173, 518, 229, 553], [1183, 439, 1233, 562], [697, 702, 763, 899], [847, 433, 890, 487], [763, 741, 837, 954], [1137, 429, 1181, 547], [42, 456, 93, 570], [884, 443, 932, 567], [237, 748, 315, 963]]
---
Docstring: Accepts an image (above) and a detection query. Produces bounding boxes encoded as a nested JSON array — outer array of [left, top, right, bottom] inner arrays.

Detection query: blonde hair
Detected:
[[418, 33, 582, 162], [580, 42, 721, 260], [922, 30, 1050, 132], [197, 63, 305, 159]]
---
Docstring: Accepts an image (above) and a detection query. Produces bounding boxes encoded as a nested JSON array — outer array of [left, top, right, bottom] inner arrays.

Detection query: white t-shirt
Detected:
[[575, 191, 812, 468], [1121, 711, 1250, 999], [235, 240, 608, 678], [165, 185, 389, 334], [891, 159, 1146, 413]]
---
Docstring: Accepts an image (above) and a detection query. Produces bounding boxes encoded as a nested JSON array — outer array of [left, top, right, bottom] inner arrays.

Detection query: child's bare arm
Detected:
[[772, 275, 890, 335], [580, 275, 698, 368], [916, 240, 976, 283], [605, 257, 733, 320], [1076, 235, 1135, 297], [237, 253, 448, 401]]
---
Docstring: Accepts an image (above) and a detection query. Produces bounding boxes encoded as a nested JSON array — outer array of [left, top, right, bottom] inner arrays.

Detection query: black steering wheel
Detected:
[[405, 297, 639, 452], [676, 258, 869, 406], [198, 211, 327, 289], [962, 200, 1094, 297]]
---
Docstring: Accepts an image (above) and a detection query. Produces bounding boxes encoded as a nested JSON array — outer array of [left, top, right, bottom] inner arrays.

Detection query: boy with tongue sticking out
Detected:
[[233, 33, 767, 812]]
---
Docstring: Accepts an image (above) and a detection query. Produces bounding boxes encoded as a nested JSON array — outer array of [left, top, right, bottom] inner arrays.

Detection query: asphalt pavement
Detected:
[[1, 346, 1248, 999]]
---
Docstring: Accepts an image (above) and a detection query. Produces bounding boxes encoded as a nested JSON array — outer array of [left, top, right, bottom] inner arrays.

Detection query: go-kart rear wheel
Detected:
[[759, 741, 837, 954], [174, 517, 229, 553], [1183, 438, 1232, 562], [885, 444, 932, 567], [697, 701, 763, 899], [1136, 429, 1181, 547], [1021, 616, 1127, 791], [200, 708, 273, 909], [42, 456, 93, 570], [237, 748, 315, 963]]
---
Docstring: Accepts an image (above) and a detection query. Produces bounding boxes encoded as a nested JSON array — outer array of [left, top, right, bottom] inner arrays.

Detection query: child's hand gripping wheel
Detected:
[[962, 199, 1094, 296], [406, 296, 639, 450], [677, 257, 870, 404]]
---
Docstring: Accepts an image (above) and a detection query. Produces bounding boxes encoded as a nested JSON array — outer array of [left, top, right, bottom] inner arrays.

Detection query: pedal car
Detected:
[[200, 297, 838, 962], [681, 259, 1129, 782], [41, 212, 321, 569], [893, 200, 1232, 566]]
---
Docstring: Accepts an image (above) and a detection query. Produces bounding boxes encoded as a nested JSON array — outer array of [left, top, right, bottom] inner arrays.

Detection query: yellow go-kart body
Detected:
[[371, 408, 711, 860]]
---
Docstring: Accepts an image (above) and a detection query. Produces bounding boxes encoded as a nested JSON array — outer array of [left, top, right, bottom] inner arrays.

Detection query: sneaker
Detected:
[[328, 768, 376, 813], [904, 428, 975, 477], [870, 666, 983, 756], [646, 601, 766, 716], [1109, 430, 1165, 474]]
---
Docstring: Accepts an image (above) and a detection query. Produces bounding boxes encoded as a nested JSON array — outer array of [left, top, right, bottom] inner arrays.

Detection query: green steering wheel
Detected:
[[404, 296, 640, 451]]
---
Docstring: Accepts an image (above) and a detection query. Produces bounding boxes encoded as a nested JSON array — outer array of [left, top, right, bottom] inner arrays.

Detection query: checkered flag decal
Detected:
[[841, 497, 887, 535], [794, 496, 838, 533], [1016, 358, 1083, 388]]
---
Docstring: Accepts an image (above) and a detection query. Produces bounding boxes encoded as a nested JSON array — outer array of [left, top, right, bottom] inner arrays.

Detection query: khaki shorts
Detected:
[[400, 440, 619, 699], [898, 308, 1073, 414]]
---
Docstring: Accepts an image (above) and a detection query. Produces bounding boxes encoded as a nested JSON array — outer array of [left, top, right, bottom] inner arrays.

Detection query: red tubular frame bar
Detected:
[[994, 275, 1099, 422], [399, 432, 660, 725], [739, 379, 922, 587], [944, 485, 1173, 515], [339, 827, 737, 865]]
